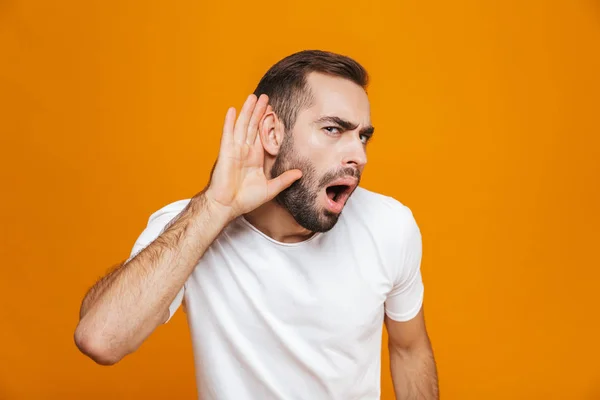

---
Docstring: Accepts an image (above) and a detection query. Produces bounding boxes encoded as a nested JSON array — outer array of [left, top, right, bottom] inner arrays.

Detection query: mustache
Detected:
[[318, 167, 361, 188]]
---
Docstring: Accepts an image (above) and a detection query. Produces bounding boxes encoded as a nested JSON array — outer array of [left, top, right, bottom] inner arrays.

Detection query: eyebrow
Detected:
[[315, 116, 375, 136]]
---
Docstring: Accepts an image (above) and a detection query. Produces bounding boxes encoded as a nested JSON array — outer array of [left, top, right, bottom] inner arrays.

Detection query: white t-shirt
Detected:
[[128, 186, 425, 400]]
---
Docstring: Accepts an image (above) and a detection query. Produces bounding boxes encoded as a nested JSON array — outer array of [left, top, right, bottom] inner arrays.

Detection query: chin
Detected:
[[293, 207, 342, 233], [277, 181, 351, 233], [317, 212, 342, 232]]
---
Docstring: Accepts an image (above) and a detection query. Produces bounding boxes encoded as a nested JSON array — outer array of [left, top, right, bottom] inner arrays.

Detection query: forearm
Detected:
[[79, 261, 126, 320], [389, 340, 439, 400], [75, 192, 231, 364]]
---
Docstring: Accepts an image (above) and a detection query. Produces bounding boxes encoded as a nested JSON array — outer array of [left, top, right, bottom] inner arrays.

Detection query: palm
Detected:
[[215, 132, 269, 210], [206, 94, 301, 218]]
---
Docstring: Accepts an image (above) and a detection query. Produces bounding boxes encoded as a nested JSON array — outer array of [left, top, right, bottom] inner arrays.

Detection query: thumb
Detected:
[[266, 169, 302, 201]]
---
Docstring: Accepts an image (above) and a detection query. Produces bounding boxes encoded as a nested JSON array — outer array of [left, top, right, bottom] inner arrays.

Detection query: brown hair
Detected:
[[253, 50, 369, 132]]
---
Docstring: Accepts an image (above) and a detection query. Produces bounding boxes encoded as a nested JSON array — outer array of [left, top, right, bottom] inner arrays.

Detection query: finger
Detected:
[[234, 94, 257, 144], [221, 107, 236, 144], [246, 94, 269, 145], [266, 169, 303, 200]]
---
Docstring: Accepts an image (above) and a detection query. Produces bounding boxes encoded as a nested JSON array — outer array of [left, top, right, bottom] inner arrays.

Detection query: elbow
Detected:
[[74, 323, 124, 366]]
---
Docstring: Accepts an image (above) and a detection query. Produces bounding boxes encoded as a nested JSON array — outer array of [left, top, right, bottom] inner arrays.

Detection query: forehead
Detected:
[[302, 72, 371, 124]]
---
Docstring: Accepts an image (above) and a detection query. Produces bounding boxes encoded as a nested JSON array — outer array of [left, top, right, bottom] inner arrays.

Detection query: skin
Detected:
[[386, 309, 439, 399], [245, 72, 373, 241], [75, 93, 301, 365], [75, 72, 438, 398]]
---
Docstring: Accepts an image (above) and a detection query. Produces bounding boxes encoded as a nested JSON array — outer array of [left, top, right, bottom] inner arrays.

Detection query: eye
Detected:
[[359, 134, 371, 144], [323, 126, 341, 135]]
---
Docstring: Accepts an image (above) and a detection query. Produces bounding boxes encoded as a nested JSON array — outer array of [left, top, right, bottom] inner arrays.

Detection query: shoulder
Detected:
[[145, 198, 191, 225], [341, 187, 422, 281], [344, 186, 419, 236], [127, 198, 192, 260]]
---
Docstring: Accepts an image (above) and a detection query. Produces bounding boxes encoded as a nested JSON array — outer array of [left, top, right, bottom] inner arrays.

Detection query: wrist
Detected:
[[191, 190, 236, 226]]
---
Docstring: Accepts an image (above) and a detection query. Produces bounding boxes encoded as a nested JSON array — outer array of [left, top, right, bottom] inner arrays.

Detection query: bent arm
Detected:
[[386, 308, 439, 400], [74, 193, 231, 365]]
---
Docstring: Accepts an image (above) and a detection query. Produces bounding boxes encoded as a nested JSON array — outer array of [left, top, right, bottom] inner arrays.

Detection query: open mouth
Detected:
[[326, 184, 352, 204], [323, 181, 357, 214]]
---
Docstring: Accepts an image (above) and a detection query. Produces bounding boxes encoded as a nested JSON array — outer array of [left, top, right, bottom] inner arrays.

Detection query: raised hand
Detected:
[[204, 94, 302, 219]]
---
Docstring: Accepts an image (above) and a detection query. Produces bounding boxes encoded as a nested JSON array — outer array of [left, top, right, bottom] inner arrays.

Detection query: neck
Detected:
[[242, 200, 315, 244]]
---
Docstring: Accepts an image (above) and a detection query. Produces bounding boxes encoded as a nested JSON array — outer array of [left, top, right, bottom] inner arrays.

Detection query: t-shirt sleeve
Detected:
[[126, 204, 187, 324], [384, 208, 425, 322]]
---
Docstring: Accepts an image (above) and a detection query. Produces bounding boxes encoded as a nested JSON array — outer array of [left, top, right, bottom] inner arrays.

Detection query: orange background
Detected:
[[1, 1, 599, 399]]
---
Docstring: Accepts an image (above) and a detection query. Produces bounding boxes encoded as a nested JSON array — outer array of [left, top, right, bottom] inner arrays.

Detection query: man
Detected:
[[74, 50, 439, 399]]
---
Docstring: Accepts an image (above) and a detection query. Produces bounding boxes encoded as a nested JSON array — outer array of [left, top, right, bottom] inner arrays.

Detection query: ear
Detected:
[[259, 105, 285, 157]]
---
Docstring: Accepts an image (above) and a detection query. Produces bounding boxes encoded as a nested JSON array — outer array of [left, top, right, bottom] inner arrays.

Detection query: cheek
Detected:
[[292, 129, 339, 179], [304, 132, 336, 163], [306, 128, 331, 150]]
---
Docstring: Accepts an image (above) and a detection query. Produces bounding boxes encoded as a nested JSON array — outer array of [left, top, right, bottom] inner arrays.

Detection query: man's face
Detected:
[[270, 72, 373, 232]]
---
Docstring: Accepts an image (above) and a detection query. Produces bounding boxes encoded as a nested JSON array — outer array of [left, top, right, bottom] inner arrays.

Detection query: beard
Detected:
[[270, 134, 361, 232]]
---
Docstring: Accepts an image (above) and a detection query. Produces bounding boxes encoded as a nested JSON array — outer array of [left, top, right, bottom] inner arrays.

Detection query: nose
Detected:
[[341, 134, 368, 169]]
